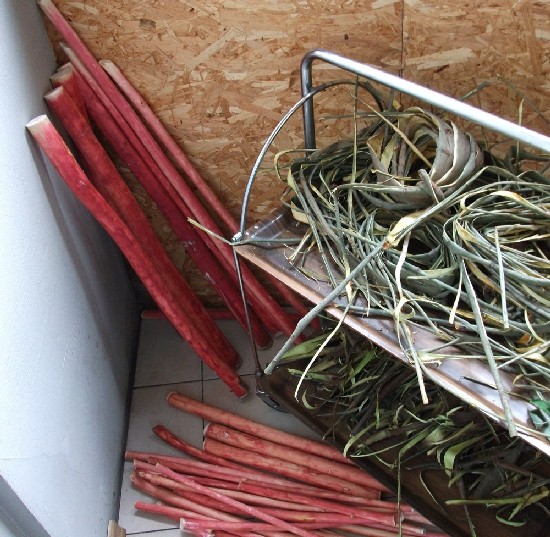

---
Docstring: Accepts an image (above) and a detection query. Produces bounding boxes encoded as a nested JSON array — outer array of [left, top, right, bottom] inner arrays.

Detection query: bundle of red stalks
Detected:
[[127, 392, 447, 537], [28, 0, 312, 397]]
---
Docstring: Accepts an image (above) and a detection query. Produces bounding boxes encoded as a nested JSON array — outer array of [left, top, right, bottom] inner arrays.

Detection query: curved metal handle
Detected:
[[300, 48, 550, 152]]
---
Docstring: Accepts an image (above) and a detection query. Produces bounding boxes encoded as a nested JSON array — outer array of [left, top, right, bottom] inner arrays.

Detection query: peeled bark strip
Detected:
[[26, 116, 247, 397], [134, 501, 211, 522], [38, 0, 300, 341], [66, 52, 271, 351], [101, 58, 314, 322]]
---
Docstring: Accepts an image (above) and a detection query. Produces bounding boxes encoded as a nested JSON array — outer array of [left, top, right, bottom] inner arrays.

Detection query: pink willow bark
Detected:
[[66, 53, 271, 351], [204, 438, 378, 499], [26, 116, 246, 397], [38, 0, 300, 341], [44, 85, 239, 369], [155, 463, 321, 537], [163, 478, 396, 527], [130, 454, 375, 505], [135, 457, 403, 519], [205, 422, 386, 491], [166, 392, 352, 464], [101, 58, 313, 321]]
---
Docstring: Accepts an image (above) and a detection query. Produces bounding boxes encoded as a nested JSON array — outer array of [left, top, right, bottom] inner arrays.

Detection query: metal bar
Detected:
[[300, 48, 550, 152]]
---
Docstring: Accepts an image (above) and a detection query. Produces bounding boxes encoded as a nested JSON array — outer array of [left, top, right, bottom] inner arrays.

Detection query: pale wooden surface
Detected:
[[42, 0, 549, 305], [108, 520, 126, 537]]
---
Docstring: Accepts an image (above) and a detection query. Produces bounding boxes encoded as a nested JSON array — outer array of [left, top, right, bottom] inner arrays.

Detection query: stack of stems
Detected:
[[25, 116, 246, 396], [66, 58, 270, 350], [100, 58, 311, 324], [43, 84, 240, 370], [38, 0, 302, 346], [126, 393, 445, 537]]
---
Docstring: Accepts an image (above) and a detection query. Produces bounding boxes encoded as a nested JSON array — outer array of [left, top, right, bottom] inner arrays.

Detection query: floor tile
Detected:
[[133, 319, 202, 387], [119, 381, 203, 534], [135, 318, 287, 385], [201, 321, 287, 380]]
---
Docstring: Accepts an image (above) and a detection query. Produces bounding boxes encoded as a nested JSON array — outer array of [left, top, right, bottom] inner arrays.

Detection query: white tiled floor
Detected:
[[118, 317, 322, 536]]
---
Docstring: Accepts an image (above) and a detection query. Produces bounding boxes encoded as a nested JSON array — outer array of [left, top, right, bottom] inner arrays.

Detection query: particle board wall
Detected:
[[42, 0, 549, 306]]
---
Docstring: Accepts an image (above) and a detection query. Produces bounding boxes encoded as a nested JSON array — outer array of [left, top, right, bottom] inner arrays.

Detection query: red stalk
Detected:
[[43, 85, 240, 370], [38, 0, 299, 340], [151, 474, 321, 513], [205, 423, 385, 492], [333, 528, 417, 537], [181, 520, 395, 532], [131, 474, 240, 521], [49, 63, 88, 120], [153, 424, 243, 471], [339, 523, 427, 537], [68, 59, 272, 351], [233, 481, 398, 519], [26, 116, 247, 397], [155, 463, 322, 537], [166, 392, 352, 465], [101, 58, 314, 323], [219, 508, 395, 527], [203, 438, 376, 498], [134, 501, 210, 522]]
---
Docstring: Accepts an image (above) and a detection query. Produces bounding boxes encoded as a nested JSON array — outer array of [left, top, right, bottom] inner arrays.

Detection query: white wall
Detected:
[[0, 1, 140, 536]]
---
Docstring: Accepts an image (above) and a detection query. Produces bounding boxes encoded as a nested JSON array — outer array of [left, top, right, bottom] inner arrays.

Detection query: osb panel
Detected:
[[401, 0, 550, 142], [44, 0, 404, 305], [42, 1, 549, 305]]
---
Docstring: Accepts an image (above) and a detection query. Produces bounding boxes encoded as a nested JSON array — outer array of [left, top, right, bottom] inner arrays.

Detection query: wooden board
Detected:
[[43, 0, 404, 305], [401, 0, 550, 139], [42, 1, 549, 305]]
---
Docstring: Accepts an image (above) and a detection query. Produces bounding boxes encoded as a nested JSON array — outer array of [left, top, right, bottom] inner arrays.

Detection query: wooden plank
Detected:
[[42, 0, 404, 305], [402, 0, 550, 139]]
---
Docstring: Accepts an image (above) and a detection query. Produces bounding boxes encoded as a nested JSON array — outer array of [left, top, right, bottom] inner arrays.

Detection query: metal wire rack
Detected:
[[231, 49, 550, 452]]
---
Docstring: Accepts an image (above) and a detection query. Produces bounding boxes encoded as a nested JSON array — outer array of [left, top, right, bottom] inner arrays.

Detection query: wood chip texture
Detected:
[[43, 0, 549, 306]]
